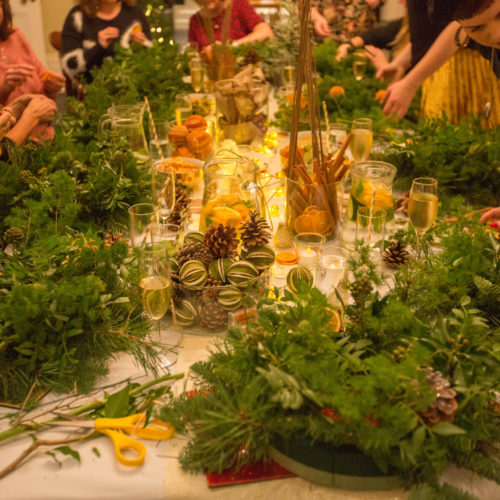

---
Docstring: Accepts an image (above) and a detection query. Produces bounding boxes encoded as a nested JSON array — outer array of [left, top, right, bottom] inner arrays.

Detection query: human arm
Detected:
[[336, 36, 365, 61], [480, 207, 500, 227], [5, 95, 56, 145], [234, 22, 273, 46], [382, 21, 459, 119], [364, 45, 389, 72], [311, 7, 331, 37], [376, 41, 411, 81]]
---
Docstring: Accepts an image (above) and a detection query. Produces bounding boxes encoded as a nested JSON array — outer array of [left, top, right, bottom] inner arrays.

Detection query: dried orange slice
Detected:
[[327, 307, 342, 332], [304, 205, 320, 214], [294, 214, 313, 233], [310, 209, 331, 235], [276, 251, 299, 265]]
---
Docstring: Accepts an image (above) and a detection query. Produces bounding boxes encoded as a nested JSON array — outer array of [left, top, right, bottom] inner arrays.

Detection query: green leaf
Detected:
[[55, 446, 81, 463], [45, 450, 61, 467], [412, 426, 426, 452], [104, 385, 130, 418], [92, 446, 101, 458], [431, 422, 466, 436]]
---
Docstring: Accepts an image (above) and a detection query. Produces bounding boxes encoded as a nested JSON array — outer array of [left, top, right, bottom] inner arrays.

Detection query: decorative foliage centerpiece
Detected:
[[171, 213, 274, 332]]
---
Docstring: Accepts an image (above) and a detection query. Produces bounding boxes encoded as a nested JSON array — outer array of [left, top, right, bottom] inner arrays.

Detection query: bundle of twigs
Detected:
[[286, 0, 351, 237], [197, 0, 235, 82]]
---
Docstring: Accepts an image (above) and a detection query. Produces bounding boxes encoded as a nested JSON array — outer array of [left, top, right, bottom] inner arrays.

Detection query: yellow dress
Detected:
[[420, 47, 500, 128]]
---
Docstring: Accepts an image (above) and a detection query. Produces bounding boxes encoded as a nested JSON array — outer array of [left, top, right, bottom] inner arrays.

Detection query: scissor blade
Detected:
[[47, 420, 95, 429]]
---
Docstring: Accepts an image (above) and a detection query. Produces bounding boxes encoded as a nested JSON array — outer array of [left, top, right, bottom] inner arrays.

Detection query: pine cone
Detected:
[[204, 224, 238, 259], [240, 211, 271, 250], [170, 270, 185, 304], [199, 287, 228, 331], [205, 274, 223, 289], [383, 240, 410, 269], [243, 49, 260, 66], [350, 274, 373, 305], [176, 243, 214, 268], [168, 187, 190, 226], [419, 367, 458, 426], [19, 170, 35, 184], [3, 227, 24, 245], [112, 150, 129, 165]]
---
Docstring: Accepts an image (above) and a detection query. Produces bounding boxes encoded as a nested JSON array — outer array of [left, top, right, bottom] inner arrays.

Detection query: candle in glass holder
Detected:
[[316, 254, 346, 295], [294, 233, 325, 271]]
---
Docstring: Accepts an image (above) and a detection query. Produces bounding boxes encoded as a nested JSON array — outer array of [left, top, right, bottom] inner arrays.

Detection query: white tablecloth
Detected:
[[2, 333, 499, 500]]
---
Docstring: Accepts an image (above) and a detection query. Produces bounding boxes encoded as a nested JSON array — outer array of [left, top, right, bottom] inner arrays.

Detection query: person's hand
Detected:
[[42, 72, 65, 96], [5, 94, 34, 120], [23, 95, 57, 124], [313, 15, 332, 37], [336, 43, 350, 61], [366, 0, 380, 8], [98, 27, 120, 49], [376, 59, 406, 82], [131, 30, 147, 45], [1, 63, 35, 93], [382, 77, 418, 119], [364, 45, 389, 72], [0, 107, 15, 136], [480, 207, 500, 228]]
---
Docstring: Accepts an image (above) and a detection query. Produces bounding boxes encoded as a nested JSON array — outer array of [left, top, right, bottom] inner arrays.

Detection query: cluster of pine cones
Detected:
[[172, 212, 271, 331]]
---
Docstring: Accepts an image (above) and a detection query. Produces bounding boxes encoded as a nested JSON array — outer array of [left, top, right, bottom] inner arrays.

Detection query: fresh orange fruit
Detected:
[[375, 89, 387, 103], [294, 214, 314, 233], [328, 85, 345, 98]]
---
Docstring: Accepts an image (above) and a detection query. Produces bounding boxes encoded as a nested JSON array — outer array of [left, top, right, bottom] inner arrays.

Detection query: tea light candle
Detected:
[[294, 233, 326, 271]]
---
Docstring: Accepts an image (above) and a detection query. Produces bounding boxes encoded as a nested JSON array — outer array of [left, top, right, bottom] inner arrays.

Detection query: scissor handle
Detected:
[[100, 429, 146, 467], [95, 414, 175, 440]]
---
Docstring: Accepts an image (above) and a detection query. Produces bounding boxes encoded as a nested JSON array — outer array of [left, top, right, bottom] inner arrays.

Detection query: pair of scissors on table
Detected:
[[48, 413, 175, 466]]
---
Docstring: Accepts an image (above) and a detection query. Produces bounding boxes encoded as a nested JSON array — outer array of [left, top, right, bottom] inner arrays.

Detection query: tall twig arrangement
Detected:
[[286, 0, 351, 238], [197, 0, 234, 82]]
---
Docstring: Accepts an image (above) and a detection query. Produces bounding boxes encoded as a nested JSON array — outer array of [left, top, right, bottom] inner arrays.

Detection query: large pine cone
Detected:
[[204, 224, 238, 259], [240, 211, 271, 250], [383, 240, 410, 269], [199, 287, 228, 331], [176, 243, 213, 268], [243, 49, 260, 66], [3, 227, 24, 245], [419, 367, 458, 426]]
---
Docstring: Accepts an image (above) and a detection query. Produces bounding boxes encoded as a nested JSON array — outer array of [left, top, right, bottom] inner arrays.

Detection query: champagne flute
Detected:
[[139, 244, 177, 368], [153, 161, 176, 224], [175, 94, 192, 126], [408, 177, 438, 259], [128, 203, 159, 247], [352, 50, 367, 81], [189, 57, 204, 93], [350, 118, 373, 162]]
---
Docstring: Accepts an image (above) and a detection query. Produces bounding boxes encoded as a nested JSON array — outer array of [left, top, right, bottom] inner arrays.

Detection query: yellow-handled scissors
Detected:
[[48, 413, 175, 467]]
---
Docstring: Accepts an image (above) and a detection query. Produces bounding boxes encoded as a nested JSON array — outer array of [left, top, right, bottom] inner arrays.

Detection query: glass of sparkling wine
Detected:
[[281, 65, 296, 86], [352, 50, 367, 81], [189, 57, 204, 93], [174, 94, 192, 125], [139, 244, 177, 368], [408, 177, 438, 259], [350, 118, 373, 162]]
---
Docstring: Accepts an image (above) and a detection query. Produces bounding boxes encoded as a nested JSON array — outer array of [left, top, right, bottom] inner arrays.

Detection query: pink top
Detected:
[[0, 28, 54, 141]]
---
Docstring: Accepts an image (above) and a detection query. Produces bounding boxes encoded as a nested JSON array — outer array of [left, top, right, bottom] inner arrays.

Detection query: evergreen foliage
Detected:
[[161, 224, 500, 497]]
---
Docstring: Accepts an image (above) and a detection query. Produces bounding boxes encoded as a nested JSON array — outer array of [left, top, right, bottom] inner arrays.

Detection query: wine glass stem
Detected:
[[415, 231, 423, 259]]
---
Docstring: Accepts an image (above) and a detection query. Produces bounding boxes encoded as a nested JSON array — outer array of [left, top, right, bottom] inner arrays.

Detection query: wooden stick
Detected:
[[329, 132, 352, 180]]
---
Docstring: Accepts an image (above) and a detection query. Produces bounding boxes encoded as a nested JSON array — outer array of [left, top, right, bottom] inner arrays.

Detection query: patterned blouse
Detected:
[[189, 0, 264, 49], [318, 0, 383, 43]]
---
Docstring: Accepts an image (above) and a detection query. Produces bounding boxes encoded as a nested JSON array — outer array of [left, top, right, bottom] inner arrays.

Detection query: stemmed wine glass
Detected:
[[408, 177, 438, 259], [138, 244, 177, 369], [153, 162, 176, 224], [128, 203, 159, 247]]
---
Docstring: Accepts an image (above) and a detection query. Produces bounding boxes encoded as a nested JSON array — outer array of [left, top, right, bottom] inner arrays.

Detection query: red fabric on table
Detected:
[[206, 460, 295, 487], [189, 0, 264, 48]]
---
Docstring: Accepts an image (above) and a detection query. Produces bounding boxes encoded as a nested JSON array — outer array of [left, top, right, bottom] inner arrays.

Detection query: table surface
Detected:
[[2, 331, 500, 500]]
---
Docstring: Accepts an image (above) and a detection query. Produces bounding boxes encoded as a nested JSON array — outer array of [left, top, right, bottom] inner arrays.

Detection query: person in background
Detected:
[[311, 0, 384, 42], [379, 0, 500, 125], [61, 0, 152, 83], [188, 0, 273, 50], [0, 0, 63, 141]]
